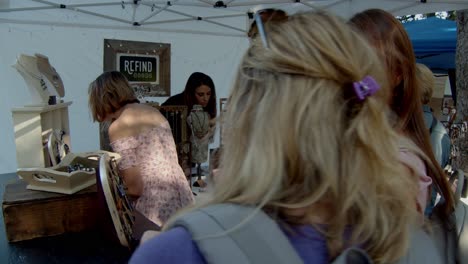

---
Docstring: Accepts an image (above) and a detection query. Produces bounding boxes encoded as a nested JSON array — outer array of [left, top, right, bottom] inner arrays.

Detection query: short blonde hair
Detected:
[[416, 63, 435, 105], [88, 71, 137, 122], [170, 11, 418, 263]]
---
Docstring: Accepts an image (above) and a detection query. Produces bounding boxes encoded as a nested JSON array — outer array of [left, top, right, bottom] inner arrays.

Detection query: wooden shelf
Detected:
[[12, 101, 72, 113], [12, 102, 72, 169]]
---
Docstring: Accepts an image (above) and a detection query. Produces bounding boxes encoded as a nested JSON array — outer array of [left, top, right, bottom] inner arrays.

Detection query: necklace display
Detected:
[[17, 60, 62, 92], [16, 60, 42, 80], [36, 53, 65, 97], [188, 105, 210, 191], [16, 61, 50, 92], [14, 54, 65, 105], [191, 108, 209, 135]]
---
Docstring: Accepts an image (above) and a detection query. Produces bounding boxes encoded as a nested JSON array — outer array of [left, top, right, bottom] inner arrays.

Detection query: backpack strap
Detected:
[[331, 248, 372, 264], [396, 227, 444, 264], [332, 227, 443, 264], [169, 203, 443, 264], [167, 203, 303, 264]]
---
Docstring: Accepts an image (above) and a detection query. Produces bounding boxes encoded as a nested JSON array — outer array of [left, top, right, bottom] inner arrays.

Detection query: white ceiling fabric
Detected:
[[1, 0, 468, 36]]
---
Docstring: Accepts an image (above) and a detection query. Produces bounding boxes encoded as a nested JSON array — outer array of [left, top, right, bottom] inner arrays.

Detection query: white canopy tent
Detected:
[[1, 0, 468, 36], [0, 0, 467, 174]]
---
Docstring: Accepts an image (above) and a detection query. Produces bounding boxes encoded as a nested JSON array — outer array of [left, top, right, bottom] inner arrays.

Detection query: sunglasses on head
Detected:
[[251, 8, 288, 48], [254, 10, 270, 48]]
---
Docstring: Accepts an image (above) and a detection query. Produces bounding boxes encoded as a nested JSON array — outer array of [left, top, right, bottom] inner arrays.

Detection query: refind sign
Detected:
[[117, 53, 159, 84]]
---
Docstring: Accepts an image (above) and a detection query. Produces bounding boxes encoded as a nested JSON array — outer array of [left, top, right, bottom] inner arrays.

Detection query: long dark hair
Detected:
[[349, 9, 454, 218], [183, 72, 217, 118]]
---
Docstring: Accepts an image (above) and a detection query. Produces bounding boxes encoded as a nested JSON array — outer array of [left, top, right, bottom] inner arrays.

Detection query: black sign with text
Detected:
[[118, 54, 159, 83]]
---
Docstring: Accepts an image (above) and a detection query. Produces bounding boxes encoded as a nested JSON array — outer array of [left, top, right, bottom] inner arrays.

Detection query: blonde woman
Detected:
[[130, 12, 437, 263], [88, 71, 194, 227], [416, 63, 451, 169]]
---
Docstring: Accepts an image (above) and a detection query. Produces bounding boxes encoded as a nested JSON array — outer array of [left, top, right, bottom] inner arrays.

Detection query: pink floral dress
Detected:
[[110, 121, 194, 226]]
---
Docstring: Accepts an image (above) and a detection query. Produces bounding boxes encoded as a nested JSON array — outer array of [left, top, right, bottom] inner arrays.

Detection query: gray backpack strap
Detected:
[[169, 203, 443, 264], [396, 227, 444, 264], [167, 203, 303, 264], [332, 227, 443, 264], [331, 248, 372, 264]]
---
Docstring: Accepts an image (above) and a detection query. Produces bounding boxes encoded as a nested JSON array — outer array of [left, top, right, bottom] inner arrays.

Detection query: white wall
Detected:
[[0, 23, 248, 174]]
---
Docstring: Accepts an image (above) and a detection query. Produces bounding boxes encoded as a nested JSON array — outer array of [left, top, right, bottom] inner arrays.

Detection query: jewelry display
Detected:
[[13, 53, 65, 105], [187, 105, 210, 189], [188, 105, 209, 163], [36, 53, 65, 98], [16, 152, 99, 195], [11, 54, 71, 170], [46, 129, 70, 166], [99, 152, 135, 249]]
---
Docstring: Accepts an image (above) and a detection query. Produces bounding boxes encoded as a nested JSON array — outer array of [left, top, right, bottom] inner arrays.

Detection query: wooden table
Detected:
[[0, 172, 132, 263]]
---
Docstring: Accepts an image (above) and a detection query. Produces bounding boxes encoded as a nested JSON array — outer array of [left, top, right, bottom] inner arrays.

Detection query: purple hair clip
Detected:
[[352, 76, 380, 101]]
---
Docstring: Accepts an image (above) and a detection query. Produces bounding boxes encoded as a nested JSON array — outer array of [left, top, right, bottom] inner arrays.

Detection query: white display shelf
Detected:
[[12, 101, 72, 168]]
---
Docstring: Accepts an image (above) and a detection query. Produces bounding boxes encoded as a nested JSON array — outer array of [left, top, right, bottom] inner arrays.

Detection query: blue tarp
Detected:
[[403, 17, 457, 72]]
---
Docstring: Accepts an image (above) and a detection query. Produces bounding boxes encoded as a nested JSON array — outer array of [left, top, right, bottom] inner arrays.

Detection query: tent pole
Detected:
[[0, 6, 55, 12], [140, 5, 245, 33], [140, 1, 208, 7], [197, 0, 216, 6], [31, 0, 133, 24], [0, 1, 132, 12], [132, 1, 138, 24], [204, 14, 246, 19], [68, 7, 133, 24], [204, 19, 245, 33], [40, 1, 133, 8], [142, 16, 245, 33], [229, 0, 292, 7], [139, 5, 171, 24], [0, 17, 245, 37], [143, 18, 198, 25]]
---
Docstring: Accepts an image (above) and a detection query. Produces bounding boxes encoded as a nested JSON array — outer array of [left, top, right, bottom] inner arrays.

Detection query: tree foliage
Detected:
[[397, 10, 456, 23]]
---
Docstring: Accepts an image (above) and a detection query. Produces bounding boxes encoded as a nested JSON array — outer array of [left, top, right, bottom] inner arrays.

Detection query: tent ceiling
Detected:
[[1, 0, 468, 36]]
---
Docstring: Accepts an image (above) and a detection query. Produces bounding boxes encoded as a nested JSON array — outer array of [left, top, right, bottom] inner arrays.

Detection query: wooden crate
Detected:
[[2, 179, 98, 242]]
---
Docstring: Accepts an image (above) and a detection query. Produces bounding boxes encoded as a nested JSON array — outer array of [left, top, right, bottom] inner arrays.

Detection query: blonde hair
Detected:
[[88, 71, 138, 122], [169, 11, 418, 263], [416, 63, 435, 105]]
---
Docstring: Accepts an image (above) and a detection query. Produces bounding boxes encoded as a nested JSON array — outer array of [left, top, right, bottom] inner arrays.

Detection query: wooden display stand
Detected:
[[12, 102, 72, 168], [2, 179, 99, 242]]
